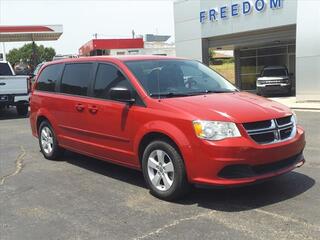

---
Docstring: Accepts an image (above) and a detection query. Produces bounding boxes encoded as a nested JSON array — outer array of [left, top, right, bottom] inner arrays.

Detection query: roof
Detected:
[[145, 34, 171, 42], [47, 55, 186, 66], [0, 25, 63, 42], [79, 38, 144, 56]]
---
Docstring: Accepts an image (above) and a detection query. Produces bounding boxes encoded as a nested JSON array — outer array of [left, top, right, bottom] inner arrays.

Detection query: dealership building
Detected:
[[174, 0, 320, 101]]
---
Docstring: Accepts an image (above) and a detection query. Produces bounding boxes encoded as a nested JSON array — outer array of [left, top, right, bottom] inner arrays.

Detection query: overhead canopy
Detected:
[[79, 38, 144, 56], [0, 25, 63, 42]]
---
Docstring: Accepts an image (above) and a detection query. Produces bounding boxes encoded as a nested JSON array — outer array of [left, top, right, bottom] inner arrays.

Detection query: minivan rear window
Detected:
[[36, 64, 63, 92], [61, 63, 92, 96]]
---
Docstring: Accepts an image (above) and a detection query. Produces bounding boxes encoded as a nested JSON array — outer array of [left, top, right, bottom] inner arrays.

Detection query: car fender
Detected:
[[133, 120, 195, 179], [35, 107, 60, 138]]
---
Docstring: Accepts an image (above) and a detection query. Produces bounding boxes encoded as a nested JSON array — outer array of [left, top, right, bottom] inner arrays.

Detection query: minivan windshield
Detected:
[[125, 60, 237, 98]]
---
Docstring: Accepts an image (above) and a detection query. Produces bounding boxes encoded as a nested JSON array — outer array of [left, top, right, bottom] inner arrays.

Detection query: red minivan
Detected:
[[30, 56, 306, 200]]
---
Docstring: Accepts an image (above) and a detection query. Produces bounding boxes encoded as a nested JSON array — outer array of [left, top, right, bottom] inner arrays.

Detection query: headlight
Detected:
[[292, 112, 298, 125], [193, 120, 241, 141]]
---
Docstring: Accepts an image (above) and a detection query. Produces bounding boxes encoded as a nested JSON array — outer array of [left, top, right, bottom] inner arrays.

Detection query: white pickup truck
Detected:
[[0, 61, 30, 116]]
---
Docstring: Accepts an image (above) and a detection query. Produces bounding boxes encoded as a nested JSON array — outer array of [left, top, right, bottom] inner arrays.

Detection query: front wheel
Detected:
[[16, 104, 29, 116], [142, 140, 190, 201]]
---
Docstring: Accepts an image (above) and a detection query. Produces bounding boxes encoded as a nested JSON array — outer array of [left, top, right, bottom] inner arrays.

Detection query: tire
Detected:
[[142, 140, 190, 201], [286, 88, 292, 96], [16, 104, 29, 116], [256, 89, 264, 96], [38, 120, 64, 160]]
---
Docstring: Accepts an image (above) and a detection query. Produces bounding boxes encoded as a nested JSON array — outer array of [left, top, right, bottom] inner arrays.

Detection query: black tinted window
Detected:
[[93, 64, 133, 100], [0, 63, 13, 75], [61, 63, 92, 96], [36, 64, 63, 92], [263, 69, 287, 77]]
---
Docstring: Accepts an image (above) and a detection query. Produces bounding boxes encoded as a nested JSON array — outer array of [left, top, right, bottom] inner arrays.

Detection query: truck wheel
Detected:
[[38, 120, 64, 160], [287, 88, 292, 96], [142, 140, 190, 201], [16, 104, 29, 116]]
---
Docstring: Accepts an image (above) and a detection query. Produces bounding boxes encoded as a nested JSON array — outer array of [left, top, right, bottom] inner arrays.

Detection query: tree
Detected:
[[6, 43, 56, 69], [209, 48, 216, 58]]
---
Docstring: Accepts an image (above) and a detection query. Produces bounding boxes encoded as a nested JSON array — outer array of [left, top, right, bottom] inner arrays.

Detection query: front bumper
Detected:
[[0, 94, 29, 106], [189, 126, 305, 186], [257, 84, 291, 94]]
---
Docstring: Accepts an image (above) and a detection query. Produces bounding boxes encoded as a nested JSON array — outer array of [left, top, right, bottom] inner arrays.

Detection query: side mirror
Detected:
[[110, 87, 135, 104]]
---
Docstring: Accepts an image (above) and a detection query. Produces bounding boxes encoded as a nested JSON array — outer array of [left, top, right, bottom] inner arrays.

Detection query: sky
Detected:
[[0, 0, 175, 55]]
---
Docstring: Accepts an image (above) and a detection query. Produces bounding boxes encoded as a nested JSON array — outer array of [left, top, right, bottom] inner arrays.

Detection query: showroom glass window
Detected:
[[61, 63, 92, 96], [36, 64, 64, 92]]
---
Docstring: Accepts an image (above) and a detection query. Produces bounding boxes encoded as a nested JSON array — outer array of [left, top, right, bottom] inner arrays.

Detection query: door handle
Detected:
[[75, 103, 85, 112], [88, 105, 98, 114]]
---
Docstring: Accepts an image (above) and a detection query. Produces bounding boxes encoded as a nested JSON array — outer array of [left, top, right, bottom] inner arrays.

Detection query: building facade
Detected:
[[79, 36, 175, 57], [174, 0, 320, 100]]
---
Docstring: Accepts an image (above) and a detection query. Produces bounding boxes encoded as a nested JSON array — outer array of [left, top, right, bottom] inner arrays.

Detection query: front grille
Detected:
[[243, 120, 271, 130], [258, 79, 288, 85], [276, 116, 292, 126], [243, 115, 296, 145]]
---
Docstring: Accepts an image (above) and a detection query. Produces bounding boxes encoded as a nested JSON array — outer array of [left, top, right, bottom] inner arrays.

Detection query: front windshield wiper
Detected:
[[149, 92, 192, 98], [188, 89, 239, 95], [149, 89, 239, 98]]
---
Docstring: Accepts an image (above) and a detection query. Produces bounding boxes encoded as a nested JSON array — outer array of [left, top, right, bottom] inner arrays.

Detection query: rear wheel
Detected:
[[16, 104, 28, 116], [142, 140, 190, 201], [38, 120, 64, 160]]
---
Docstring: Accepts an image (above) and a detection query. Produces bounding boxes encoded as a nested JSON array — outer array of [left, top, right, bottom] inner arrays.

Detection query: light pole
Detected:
[[0, 0, 6, 61]]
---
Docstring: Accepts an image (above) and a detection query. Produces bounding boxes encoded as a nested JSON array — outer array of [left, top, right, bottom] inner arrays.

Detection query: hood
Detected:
[[258, 76, 288, 80], [160, 92, 292, 123]]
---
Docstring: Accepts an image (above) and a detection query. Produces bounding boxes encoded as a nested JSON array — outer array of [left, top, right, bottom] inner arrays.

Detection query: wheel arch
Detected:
[[36, 115, 50, 134], [138, 132, 182, 166], [34, 108, 58, 137], [134, 121, 195, 179]]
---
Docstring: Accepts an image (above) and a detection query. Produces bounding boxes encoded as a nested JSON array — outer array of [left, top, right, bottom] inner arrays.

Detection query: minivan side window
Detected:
[[93, 64, 134, 100], [36, 64, 63, 92], [61, 63, 92, 96]]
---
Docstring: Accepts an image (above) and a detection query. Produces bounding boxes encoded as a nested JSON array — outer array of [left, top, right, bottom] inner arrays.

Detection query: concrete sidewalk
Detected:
[[269, 97, 320, 110]]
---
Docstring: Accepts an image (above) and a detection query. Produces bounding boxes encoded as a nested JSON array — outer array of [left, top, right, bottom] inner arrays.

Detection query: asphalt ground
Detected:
[[0, 107, 319, 240]]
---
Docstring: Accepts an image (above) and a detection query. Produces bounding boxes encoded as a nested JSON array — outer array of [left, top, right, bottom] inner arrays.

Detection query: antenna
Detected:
[[157, 67, 161, 101]]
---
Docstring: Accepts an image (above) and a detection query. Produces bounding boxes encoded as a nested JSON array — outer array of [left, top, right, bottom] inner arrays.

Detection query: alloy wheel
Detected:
[[40, 126, 54, 155], [147, 150, 175, 191]]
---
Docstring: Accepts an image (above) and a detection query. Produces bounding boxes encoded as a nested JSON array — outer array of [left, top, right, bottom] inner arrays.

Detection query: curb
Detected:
[[291, 107, 320, 111]]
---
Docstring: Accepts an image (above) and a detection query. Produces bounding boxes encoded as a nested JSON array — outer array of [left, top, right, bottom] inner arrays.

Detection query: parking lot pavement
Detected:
[[0, 108, 319, 240]]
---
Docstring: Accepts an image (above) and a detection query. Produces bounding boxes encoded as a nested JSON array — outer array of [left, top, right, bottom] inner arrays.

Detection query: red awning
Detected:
[[79, 38, 144, 56], [0, 25, 63, 42]]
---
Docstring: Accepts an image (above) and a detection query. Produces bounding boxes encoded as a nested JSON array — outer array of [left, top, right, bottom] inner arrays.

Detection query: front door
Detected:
[[85, 63, 141, 167]]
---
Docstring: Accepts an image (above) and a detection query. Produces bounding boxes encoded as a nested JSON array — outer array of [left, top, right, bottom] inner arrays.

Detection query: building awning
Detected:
[[0, 25, 63, 42], [79, 38, 144, 56]]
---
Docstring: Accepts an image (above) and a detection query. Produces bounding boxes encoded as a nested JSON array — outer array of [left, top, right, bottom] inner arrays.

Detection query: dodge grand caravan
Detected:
[[30, 56, 306, 200]]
